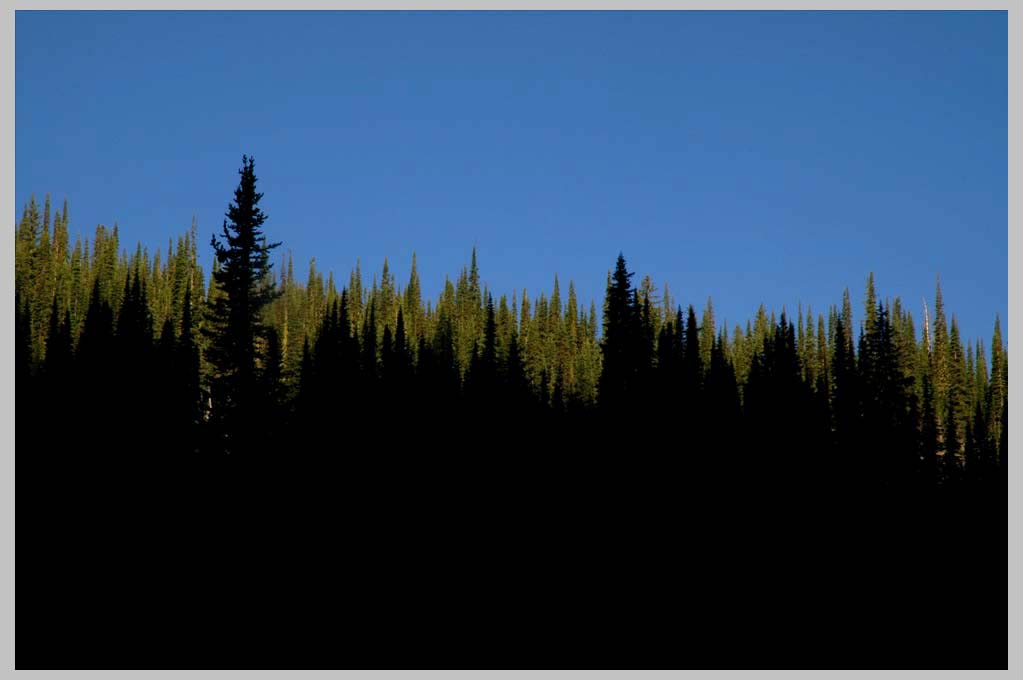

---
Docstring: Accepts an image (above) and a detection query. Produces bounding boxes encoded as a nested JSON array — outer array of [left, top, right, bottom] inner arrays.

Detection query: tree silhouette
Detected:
[[598, 253, 640, 414], [203, 155, 281, 453]]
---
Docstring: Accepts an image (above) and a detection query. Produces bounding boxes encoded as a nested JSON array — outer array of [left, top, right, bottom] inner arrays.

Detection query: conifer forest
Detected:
[[17, 157, 1007, 669]]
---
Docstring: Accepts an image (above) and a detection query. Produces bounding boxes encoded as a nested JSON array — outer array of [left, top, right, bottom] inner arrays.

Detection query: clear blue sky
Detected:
[[16, 11, 1006, 348]]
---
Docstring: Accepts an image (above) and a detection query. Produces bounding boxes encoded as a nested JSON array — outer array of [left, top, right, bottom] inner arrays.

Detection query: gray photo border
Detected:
[[1, 1, 1013, 678]]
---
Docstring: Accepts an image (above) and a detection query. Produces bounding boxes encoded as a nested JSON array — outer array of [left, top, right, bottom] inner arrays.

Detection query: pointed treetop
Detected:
[[865, 272, 878, 336]]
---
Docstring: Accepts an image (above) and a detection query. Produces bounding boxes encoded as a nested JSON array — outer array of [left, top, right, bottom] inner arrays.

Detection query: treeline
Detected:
[[15, 199, 1007, 487], [15, 158, 1007, 669]]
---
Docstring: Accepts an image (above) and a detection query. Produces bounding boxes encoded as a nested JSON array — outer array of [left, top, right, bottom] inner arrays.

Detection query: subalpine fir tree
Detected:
[[404, 253, 423, 351], [40, 296, 74, 457], [15, 287, 33, 387], [932, 277, 950, 434], [683, 305, 702, 391], [948, 316, 969, 439], [598, 254, 639, 413], [388, 307, 412, 405], [700, 297, 715, 368], [964, 401, 984, 481], [919, 375, 939, 485], [943, 397, 961, 483], [259, 326, 287, 440], [988, 316, 1006, 464], [44, 296, 73, 385], [296, 338, 315, 421], [179, 282, 202, 438], [16, 196, 41, 301], [1000, 395, 1007, 478], [706, 335, 741, 452], [831, 317, 859, 466], [841, 288, 854, 353], [203, 156, 282, 453], [638, 289, 656, 398], [361, 301, 378, 384]]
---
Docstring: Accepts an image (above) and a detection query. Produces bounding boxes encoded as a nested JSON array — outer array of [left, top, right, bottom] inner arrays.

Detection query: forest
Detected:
[[16, 157, 1007, 668], [15, 157, 1008, 484]]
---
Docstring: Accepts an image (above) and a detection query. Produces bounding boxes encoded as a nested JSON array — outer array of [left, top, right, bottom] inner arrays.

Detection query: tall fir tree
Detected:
[[203, 156, 282, 453], [598, 254, 640, 414]]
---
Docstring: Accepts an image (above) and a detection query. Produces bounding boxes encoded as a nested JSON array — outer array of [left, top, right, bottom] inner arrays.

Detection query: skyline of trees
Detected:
[[14, 164, 1008, 482], [16, 157, 1007, 669]]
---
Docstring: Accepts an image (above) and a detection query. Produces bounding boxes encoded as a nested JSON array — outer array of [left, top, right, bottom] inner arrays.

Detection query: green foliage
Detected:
[[14, 175, 1004, 490]]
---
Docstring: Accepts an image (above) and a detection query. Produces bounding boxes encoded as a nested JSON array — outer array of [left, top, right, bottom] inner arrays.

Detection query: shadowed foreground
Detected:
[[18, 418, 1006, 669], [15, 161, 1006, 668]]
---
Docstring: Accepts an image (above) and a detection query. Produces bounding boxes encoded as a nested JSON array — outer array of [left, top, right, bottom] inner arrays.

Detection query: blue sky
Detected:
[[16, 10, 1006, 347]]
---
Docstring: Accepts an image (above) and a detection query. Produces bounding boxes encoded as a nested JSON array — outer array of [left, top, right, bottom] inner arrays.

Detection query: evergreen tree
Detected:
[[964, 400, 988, 482], [598, 254, 640, 413], [988, 315, 1006, 465], [931, 277, 950, 434], [362, 301, 378, 384], [16, 196, 41, 301], [390, 307, 412, 401], [1000, 394, 1007, 479], [178, 282, 203, 442], [683, 305, 702, 392], [919, 375, 939, 485], [831, 317, 859, 476], [11, 181, 1009, 498], [840, 288, 854, 354], [404, 253, 423, 350], [948, 316, 969, 441], [943, 397, 961, 483], [259, 325, 287, 443], [203, 156, 282, 453], [43, 296, 73, 384], [700, 297, 716, 368]]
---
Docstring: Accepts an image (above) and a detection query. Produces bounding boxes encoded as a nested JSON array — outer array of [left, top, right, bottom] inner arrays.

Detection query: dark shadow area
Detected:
[[14, 164, 1006, 669]]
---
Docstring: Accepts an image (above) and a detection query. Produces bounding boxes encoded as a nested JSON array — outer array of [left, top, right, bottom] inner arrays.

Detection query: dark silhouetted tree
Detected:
[[203, 156, 281, 453]]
